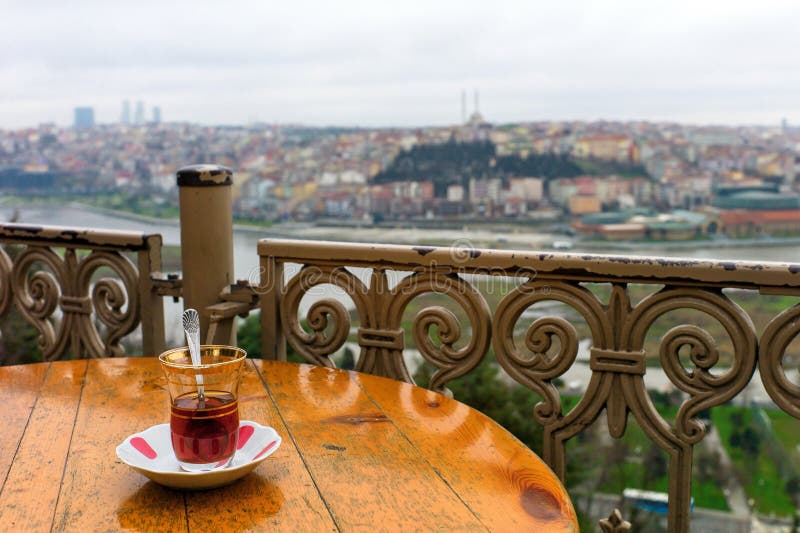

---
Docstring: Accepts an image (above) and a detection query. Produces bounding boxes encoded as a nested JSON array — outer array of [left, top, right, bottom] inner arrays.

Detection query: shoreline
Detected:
[[62, 202, 800, 252], [576, 235, 800, 251]]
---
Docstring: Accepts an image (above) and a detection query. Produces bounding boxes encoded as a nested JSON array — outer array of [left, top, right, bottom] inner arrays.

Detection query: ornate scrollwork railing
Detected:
[[0, 223, 166, 362], [258, 237, 800, 533]]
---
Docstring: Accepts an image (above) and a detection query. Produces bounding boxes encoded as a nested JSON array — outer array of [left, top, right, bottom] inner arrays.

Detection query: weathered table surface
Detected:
[[0, 357, 577, 531]]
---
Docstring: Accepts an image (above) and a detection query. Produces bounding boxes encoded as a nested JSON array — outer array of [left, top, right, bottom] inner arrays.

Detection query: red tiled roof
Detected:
[[578, 134, 631, 142], [720, 209, 800, 224], [760, 210, 800, 222]]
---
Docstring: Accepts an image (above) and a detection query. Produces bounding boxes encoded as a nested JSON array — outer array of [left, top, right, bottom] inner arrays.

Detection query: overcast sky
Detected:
[[2, 0, 800, 129]]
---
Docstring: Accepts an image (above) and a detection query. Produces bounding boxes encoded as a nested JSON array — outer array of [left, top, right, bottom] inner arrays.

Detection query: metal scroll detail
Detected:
[[624, 287, 757, 533], [281, 265, 369, 367], [381, 271, 491, 393], [12, 246, 62, 357], [493, 281, 606, 428], [493, 282, 757, 533], [627, 287, 757, 442], [77, 251, 140, 357], [10, 246, 142, 360], [281, 267, 490, 392], [759, 303, 800, 418]]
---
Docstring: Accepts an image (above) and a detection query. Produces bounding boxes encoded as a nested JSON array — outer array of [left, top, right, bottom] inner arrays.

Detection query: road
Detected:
[[703, 425, 750, 516]]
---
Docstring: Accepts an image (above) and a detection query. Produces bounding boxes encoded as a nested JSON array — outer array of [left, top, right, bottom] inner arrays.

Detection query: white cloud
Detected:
[[1, 0, 799, 128]]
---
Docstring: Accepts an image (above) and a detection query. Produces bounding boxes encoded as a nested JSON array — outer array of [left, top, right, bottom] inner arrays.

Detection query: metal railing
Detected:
[[0, 223, 166, 360], [257, 237, 800, 533]]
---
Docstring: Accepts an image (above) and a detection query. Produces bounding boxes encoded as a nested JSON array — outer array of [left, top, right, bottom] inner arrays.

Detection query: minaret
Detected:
[[461, 89, 467, 124], [467, 89, 485, 126]]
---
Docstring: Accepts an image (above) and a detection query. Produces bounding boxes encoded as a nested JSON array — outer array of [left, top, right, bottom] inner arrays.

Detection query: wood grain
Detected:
[[258, 361, 486, 531], [356, 371, 578, 532], [186, 359, 336, 532], [52, 358, 185, 532], [0, 360, 87, 532], [0, 362, 48, 492], [0, 358, 578, 532]]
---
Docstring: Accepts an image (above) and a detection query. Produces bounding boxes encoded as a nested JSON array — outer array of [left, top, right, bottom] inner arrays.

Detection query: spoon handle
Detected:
[[182, 309, 205, 403], [187, 332, 205, 401]]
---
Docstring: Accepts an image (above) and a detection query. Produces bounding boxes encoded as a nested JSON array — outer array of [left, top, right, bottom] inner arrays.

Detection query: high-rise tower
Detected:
[[121, 100, 130, 124], [74, 107, 95, 128], [134, 101, 145, 125]]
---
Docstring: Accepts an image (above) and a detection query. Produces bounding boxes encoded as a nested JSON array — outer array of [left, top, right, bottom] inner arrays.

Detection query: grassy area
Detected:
[[0, 195, 64, 206], [77, 192, 182, 219], [692, 479, 731, 511], [563, 394, 729, 511], [0, 192, 183, 220], [586, 403, 730, 512], [766, 408, 800, 472], [712, 405, 797, 517]]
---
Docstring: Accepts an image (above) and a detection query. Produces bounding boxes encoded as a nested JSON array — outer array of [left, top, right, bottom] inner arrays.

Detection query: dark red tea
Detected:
[[170, 390, 239, 466]]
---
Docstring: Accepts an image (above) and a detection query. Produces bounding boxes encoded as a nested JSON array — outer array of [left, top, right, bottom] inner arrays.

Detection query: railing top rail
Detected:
[[258, 238, 800, 290], [0, 223, 162, 251]]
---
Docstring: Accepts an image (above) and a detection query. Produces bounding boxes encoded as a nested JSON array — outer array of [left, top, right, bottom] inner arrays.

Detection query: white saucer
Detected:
[[116, 420, 282, 490]]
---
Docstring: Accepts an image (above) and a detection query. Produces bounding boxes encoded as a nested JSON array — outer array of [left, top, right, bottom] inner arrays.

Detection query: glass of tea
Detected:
[[159, 345, 247, 472]]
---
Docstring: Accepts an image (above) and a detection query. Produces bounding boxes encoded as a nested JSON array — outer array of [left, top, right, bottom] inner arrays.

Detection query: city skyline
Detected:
[[3, 0, 800, 129]]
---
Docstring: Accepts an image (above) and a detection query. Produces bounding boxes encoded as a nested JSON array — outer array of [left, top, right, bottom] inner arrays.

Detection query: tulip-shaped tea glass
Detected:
[[159, 345, 247, 471]]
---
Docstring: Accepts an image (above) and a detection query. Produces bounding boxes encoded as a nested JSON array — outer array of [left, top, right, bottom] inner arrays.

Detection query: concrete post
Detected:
[[177, 164, 235, 345]]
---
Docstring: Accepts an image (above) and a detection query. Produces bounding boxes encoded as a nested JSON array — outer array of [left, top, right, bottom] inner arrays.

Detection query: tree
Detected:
[[642, 443, 667, 488], [695, 447, 725, 486], [0, 307, 42, 365], [0, 244, 44, 365], [236, 312, 304, 363], [237, 312, 262, 357], [373, 139, 585, 198], [340, 347, 355, 370], [786, 476, 800, 506], [740, 427, 761, 459]]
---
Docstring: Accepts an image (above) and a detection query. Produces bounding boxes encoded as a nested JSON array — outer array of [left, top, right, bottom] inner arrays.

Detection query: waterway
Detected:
[[6, 203, 797, 269]]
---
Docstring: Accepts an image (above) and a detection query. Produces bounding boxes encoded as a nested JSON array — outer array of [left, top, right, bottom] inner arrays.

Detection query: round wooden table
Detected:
[[0, 357, 577, 531]]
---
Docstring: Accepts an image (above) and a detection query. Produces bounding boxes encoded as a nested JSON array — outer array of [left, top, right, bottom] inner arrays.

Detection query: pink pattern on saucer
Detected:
[[237, 425, 255, 449], [130, 437, 157, 459], [253, 440, 279, 460]]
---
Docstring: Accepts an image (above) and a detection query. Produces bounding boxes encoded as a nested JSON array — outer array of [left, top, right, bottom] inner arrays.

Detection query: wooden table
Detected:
[[0, 357, 577, 531]]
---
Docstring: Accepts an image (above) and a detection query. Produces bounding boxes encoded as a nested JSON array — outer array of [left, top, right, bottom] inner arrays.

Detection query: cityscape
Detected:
[[2, 98, 800, 250]]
